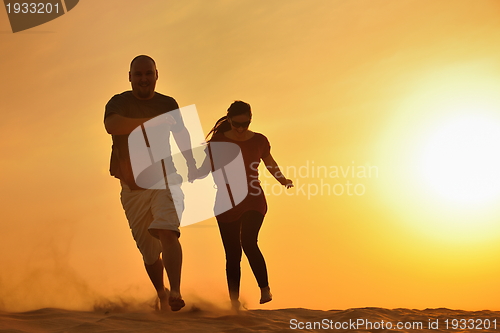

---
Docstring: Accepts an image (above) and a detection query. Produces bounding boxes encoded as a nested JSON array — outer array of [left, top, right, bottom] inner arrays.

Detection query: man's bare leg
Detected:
[[157, 229, 184, 311], [144, 258, 169, 311]]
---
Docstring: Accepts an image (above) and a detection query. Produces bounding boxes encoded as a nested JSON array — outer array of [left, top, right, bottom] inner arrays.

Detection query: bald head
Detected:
[[130, 55, 156, 71], [129, 55, 158, 100]]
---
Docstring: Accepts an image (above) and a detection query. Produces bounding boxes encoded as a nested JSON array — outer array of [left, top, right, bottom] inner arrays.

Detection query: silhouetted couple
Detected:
[[104, 55, 293, 312]]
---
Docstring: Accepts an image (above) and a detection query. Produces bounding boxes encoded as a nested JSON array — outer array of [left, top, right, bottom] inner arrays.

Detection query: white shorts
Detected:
[[120, 180, 184, 265]]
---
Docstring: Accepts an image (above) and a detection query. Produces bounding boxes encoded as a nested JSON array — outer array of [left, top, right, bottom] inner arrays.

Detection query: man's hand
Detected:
[[187, 164, 198, 183]]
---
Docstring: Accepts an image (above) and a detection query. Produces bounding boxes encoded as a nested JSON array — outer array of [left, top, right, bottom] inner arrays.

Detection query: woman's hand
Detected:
[[195, 156, 212, 180], [262, 154, 293, 189]]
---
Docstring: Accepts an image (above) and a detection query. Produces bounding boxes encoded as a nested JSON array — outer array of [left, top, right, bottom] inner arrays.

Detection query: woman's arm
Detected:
[[262, 153, 293, 189], [196, 146, 212, 179]]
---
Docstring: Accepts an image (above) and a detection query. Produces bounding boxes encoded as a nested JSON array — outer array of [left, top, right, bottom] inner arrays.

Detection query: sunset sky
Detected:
[[1, 0, 500, 312]]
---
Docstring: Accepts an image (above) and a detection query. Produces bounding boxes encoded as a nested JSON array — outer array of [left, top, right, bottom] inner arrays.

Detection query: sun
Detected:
[[418, 114, 500, 206], [377, 64, 500, 243]]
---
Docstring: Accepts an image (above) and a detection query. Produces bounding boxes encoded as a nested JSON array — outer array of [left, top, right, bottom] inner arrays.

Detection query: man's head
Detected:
[[129, 55, 158, 100]]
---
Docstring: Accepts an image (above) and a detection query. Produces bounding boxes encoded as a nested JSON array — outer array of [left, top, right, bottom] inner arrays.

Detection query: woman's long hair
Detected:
[[206, 101, 252, 141]]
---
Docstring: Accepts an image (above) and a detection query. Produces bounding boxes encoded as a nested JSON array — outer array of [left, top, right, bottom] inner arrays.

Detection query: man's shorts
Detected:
[[120, 180, 184, 265]]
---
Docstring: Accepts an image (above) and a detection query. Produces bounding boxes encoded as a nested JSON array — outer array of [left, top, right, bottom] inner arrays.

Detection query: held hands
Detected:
[[187, 163, 198, 183]]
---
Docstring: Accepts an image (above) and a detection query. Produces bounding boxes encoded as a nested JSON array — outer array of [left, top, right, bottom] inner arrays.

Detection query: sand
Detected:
[[0, 305, 499, 333]]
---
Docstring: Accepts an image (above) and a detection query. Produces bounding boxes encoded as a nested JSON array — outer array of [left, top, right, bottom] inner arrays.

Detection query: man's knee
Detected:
[[156, 229, 180, 243], [144, 257, 162, 268], [138, 241, 162, 265], [143, 252, 162, 266]]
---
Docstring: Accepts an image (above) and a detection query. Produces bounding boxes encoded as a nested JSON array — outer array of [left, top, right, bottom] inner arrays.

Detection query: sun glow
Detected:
[[418, 114, 500, 206], [378, 64, 500, 243]]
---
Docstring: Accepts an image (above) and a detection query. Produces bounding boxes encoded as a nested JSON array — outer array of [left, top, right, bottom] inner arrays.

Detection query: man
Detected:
[[104, 55, 196, 312]]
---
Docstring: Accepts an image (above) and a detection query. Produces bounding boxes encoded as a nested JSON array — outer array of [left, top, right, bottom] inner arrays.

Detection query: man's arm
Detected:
[[104, 113, 151, 135], [172, 127, 197, 182]]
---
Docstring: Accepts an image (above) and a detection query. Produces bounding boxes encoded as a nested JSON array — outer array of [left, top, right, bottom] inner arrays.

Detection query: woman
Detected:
[[198, 101, 293, 310]]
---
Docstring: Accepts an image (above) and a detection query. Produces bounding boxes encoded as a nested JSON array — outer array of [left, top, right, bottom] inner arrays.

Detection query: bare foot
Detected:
[[168, 290, 185, 312], [231, 299, 241, 312], [157, 288, 170, 312], [259, 286, 272, 304]]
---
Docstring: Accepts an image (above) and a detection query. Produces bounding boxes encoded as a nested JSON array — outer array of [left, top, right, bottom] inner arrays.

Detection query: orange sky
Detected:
[[1, 0, 500, 312]]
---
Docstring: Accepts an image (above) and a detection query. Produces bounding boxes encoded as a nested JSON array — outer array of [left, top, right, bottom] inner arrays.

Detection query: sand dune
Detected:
[[0, 305, 499, 333]]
